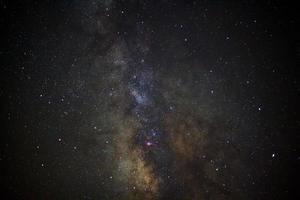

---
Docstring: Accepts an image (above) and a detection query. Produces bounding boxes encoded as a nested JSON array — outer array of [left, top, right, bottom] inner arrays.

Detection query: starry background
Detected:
[[1, 0, 299, 199]]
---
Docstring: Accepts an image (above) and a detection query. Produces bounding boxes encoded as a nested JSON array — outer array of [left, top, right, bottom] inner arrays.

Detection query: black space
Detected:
[[1, 1, 299, 200]]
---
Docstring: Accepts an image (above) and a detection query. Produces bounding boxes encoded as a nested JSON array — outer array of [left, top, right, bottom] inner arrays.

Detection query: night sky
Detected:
[[1, 0, 299, 199]]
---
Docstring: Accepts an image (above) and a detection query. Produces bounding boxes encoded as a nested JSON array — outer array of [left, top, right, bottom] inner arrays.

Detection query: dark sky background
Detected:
[[1, 0, 299, 199]]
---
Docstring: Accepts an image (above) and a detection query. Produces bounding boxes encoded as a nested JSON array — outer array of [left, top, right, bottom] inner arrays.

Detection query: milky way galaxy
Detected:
[[2, 1, 299, 200]]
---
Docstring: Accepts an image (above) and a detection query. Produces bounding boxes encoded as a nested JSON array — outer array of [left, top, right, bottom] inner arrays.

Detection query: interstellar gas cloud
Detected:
[[1, 1, 298, 200]]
